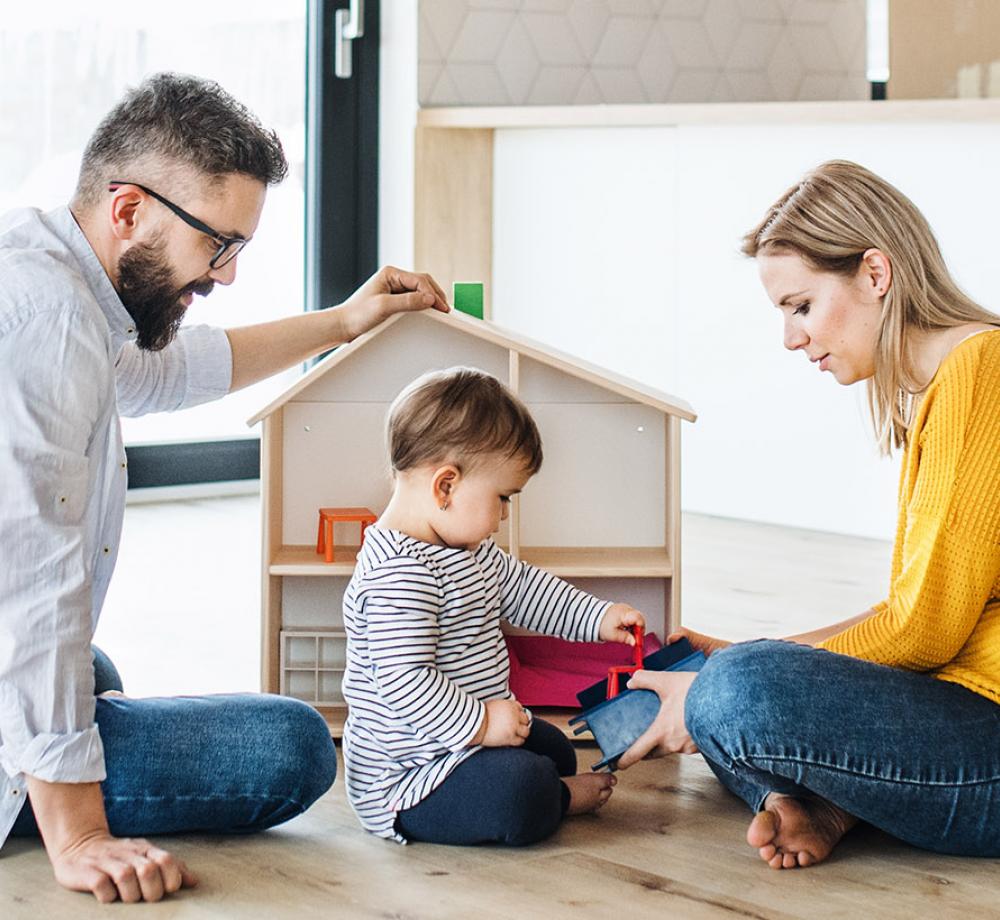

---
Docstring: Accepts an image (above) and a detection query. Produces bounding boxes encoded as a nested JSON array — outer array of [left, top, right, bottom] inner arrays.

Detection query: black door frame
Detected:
[[127, 0, 380, 491], [305, 0, 380, 314]]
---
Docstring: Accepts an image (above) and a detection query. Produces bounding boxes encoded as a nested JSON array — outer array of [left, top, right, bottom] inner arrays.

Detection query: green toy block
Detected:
[[453, 282, 484, 320]]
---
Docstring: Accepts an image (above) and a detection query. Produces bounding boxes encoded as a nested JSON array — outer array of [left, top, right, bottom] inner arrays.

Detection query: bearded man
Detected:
[[0, 72, 449, 903]]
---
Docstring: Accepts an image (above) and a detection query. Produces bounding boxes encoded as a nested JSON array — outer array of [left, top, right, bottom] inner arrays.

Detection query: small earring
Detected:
[[439, 501, 449, 511]]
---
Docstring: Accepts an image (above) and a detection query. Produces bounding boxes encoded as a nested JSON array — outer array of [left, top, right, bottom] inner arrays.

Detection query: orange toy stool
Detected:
[[316, 507, 377, 563]]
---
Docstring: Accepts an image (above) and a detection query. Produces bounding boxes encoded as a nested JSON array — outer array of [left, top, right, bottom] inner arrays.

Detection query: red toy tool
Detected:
[[316, 506, 377, 563], [605, 624, 645, 699]]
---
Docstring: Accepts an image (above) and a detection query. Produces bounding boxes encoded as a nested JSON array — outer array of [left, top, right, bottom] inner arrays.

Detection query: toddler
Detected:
[[342, 366, 645, 846]]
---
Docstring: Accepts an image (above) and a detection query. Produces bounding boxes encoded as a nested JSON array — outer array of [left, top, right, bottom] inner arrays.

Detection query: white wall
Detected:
[[492, 119, 1000, 540]]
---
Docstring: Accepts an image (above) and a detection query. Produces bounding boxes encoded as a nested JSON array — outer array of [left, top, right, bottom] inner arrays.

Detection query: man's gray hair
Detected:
[[74, 72, 288, 208]]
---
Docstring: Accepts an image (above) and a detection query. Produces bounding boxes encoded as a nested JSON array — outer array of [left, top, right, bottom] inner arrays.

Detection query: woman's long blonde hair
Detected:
[[742, 160, 999, 453]]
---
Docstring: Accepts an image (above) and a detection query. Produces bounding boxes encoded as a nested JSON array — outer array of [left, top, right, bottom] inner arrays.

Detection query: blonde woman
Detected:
[[616, 160, 1000, 868]]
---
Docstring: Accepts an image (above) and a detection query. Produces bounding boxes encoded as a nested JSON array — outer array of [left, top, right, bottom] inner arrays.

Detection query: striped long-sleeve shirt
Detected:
[[341, 525, 611, 842]]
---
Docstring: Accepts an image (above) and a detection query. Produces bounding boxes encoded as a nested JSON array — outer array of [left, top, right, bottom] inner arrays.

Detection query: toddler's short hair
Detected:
[[387, 367, 543, 475]]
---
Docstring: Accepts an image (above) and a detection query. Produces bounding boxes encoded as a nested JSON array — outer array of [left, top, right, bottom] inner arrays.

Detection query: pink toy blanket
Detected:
[[505, 633, 663, 707]]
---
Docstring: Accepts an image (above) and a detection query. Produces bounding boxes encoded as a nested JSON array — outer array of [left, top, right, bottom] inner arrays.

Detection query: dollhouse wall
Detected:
[[521, 403, 664, 547], [281, 576, 349, 628], [517, 356, 667, 548]]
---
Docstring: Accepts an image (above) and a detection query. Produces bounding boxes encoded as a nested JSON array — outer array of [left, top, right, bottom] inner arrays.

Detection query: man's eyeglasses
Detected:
[[107, 181, 249, 269]]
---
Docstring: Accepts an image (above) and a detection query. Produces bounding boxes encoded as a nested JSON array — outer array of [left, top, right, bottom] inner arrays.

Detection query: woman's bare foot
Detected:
[[747, 793, 858, 869], [564, 772, 616, 815]]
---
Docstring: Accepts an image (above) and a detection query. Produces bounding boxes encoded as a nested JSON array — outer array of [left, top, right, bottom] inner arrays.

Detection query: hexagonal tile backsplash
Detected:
[[419, 0, 868, 105]]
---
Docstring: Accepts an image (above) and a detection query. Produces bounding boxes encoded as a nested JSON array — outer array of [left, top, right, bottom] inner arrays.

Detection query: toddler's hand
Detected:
[[599, 603, 646, 644], [481, 699, 531, 747]]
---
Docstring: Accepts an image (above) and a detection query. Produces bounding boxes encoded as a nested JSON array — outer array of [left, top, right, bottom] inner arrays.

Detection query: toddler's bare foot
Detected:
[[565, 772, 616, 815], [747, 793, 857, 869]]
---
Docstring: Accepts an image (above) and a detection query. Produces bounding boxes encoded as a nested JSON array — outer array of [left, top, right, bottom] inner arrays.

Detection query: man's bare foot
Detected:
[[565, 773, 616, 815], [747, 793, 857, 869]]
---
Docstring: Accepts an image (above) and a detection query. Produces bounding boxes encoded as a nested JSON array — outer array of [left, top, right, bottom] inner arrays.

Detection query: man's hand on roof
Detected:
[[338, 265, 450, 340]]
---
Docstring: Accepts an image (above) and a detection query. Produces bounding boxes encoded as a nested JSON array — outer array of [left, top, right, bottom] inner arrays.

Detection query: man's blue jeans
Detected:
[[685, 640, 1000, 856], [11, 647, 337, 837]]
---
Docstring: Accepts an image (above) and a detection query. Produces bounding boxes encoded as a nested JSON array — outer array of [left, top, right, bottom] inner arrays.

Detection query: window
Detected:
[[0, 2, 307, 447]]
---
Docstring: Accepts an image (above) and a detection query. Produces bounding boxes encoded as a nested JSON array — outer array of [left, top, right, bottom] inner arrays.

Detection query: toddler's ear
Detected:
[[432, 464, 461, 507]]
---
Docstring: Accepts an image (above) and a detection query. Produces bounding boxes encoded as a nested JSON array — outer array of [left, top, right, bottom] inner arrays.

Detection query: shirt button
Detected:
[[103, 547, 110, 554], [10, 788, 19, 796], [127, 327, 135, 334]]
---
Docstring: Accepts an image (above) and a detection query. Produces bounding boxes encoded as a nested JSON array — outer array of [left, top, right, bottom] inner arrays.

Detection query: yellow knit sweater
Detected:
[[818, 329, 1000, 704]]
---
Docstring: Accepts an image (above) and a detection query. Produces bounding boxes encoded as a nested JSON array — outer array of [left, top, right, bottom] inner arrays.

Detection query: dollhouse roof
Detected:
[[247, 309, 696, 426]]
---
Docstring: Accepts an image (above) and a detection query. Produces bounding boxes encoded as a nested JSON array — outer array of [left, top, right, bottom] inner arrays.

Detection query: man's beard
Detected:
[[117, 240, 214, 351]]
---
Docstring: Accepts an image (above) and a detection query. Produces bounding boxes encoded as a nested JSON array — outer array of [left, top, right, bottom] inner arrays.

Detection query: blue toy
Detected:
[[569, 638, 707, 771]]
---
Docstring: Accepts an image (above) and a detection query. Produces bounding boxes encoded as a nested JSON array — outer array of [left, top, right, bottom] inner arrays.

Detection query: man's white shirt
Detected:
[[0, 206, 232, 847]]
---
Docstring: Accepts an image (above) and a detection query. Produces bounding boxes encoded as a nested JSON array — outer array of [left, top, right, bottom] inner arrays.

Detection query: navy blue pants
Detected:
[[396, 717, 576, 846]]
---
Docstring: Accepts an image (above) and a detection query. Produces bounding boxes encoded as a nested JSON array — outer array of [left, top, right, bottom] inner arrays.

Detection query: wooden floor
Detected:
[[4, 496, 999, 917]]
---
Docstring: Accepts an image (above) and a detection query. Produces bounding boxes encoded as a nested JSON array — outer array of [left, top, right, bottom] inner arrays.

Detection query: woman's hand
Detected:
[[599, 603, 646, 644], [615, 670, 700, 768], [667, 626, 732, 657]]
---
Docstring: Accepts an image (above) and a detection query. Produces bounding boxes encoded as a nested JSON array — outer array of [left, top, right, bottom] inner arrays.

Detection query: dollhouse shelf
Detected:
[[269, 545, 673, 578], [270, 545, 362, 575]]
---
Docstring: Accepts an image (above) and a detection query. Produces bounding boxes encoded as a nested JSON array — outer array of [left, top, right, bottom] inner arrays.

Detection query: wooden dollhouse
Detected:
[[248, 309, 696, 736]]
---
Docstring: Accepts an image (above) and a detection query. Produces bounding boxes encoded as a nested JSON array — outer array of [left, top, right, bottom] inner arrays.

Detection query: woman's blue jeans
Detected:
[[11, 646, 337, 838], [684, 640, 1000, 857]]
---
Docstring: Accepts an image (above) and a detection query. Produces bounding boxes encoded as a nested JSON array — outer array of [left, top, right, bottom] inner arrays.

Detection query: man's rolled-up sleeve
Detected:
[[115, 324, 232, 417]]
